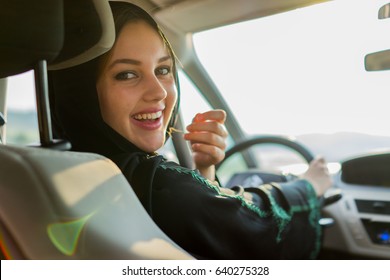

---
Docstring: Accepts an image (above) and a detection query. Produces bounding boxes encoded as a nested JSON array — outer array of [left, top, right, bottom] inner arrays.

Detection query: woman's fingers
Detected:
[[191, 142, 225, 167], [184, 128, 227, 150], [193, 109, 226, 124], [186, 121, 228, 138], [185, 109, 228, 169], [185, 109, 228, 149]]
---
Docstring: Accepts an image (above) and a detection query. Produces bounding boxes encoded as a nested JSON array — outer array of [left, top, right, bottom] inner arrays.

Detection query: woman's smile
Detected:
[[132, 110, 163, 121], [131, 109, 164, 130]]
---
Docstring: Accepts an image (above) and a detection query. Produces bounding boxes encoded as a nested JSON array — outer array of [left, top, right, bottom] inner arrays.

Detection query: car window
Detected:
[[193, 0, 390, 164], [178, 71, 212, 127], [5, 70, 39, 145]]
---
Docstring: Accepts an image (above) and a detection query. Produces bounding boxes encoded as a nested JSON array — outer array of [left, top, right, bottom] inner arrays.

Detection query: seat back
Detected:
[[0, 145, 192, 259], [0, 0, 192, 259]]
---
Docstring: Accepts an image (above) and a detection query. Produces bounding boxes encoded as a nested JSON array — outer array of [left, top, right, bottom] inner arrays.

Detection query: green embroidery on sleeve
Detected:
[[287, 181, 322, 258], [259, 184, 291, 242], [260, 182, 321, 258], [159, 163, 321, 258], [159, 164, 269, 218]]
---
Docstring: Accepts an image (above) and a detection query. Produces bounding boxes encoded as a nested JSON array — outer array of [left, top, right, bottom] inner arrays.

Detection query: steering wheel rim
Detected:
[[216, 135, 341, 231], [217, 135, 315, 170]]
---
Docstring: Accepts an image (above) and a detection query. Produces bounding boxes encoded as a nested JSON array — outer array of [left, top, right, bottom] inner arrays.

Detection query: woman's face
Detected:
[[97, 21, 177, 153]]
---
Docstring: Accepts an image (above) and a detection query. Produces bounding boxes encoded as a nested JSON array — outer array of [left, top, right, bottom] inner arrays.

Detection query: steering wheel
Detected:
[[217, 135, 341, 211], [221, 135, 314, 165], [216, 135, 315, 187]]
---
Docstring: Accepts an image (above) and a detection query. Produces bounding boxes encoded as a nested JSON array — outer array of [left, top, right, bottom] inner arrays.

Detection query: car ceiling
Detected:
[[136, 0, 332, 33], [122, 0, 333, 69]]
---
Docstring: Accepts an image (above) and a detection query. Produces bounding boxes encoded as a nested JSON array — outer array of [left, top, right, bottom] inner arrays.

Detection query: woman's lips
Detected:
[[131, 110, 163, 130]]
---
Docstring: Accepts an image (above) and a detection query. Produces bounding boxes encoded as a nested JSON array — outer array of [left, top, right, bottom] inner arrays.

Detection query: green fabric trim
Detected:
[[159, 164, 269, 218], [287, 181, 321, 258], [259, 184, 291, 243], [159, 163, 321, 258]]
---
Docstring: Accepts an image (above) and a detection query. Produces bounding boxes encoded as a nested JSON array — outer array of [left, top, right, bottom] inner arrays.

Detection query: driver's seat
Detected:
[[0, 0, 192, 260]]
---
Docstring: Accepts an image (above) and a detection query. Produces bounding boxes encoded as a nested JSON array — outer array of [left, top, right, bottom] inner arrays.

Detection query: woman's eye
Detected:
[[115, 72, 136, 80], [156, 67, 171, 76]]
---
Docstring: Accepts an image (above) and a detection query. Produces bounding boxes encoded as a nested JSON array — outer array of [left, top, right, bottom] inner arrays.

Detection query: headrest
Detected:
[[0, 0, 64, 78], [0, 0, 115, 78], [48, 0, 115, 70]]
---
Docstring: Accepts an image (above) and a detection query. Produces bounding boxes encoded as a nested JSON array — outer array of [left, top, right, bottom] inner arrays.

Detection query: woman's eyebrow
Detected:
[[158, 55, 171, 63], [108, 55, 172, 69], [108, 58, 140, 69]]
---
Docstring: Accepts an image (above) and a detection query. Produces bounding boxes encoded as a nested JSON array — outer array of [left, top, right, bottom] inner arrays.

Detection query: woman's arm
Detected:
[[153, 161, 324, 259]]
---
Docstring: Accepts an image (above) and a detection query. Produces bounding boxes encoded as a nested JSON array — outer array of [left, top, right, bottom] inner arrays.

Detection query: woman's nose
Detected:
[[142, 74, 167, 101]]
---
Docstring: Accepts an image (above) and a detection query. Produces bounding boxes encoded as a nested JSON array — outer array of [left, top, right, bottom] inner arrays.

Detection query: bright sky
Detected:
[[6, 70, 35, 111], [7, 0, 390, 139], [192, 0, 390, 137]]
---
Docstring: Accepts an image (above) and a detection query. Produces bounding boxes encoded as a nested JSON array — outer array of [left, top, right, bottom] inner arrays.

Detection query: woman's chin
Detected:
[[136, 138, 165, 153]]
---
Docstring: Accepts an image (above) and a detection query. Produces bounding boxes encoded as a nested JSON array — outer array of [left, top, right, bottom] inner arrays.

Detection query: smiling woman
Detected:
[[96, 21, 177, 153], [46, 1, 333, 260]]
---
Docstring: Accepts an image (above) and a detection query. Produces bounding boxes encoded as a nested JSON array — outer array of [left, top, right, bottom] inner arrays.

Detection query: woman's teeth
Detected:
[[133, 111, 162, 121]]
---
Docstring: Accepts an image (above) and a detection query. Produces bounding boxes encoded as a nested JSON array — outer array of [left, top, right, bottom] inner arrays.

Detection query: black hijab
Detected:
[[49, 1, 180, 214]]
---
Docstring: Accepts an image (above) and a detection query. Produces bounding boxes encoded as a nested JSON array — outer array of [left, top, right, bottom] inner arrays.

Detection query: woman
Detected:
[[49, 1, 332, 259]]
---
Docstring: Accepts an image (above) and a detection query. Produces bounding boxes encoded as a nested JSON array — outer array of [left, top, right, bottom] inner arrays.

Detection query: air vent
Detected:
[[355, 199, 390, 215]]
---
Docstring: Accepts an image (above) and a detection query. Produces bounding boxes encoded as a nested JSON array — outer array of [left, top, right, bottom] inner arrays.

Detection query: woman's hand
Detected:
[[301, 157, 333, 197], [184, 110, 228, 181]]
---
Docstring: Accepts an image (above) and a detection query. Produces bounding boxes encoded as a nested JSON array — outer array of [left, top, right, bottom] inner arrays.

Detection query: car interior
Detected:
[[1, 0, 390, 260]]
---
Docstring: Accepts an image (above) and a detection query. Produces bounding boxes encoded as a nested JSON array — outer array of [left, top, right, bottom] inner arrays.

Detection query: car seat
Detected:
[[0, 0, 192, 260]]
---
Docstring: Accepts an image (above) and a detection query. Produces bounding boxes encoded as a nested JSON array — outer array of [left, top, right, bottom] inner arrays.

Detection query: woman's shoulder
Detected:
[[155, 159, 220, 191], [157, 160, 205, 182], [158, 159, 192, 174]]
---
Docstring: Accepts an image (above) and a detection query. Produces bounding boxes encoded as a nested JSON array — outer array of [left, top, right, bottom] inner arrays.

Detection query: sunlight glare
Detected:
[[193, 0, 390, 137]]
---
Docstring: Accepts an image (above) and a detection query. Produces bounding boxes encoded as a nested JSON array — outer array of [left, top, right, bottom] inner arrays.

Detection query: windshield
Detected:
[[193, 0, 390, 162]]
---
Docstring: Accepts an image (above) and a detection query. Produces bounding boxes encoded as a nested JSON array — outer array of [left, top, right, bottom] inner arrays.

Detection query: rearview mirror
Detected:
[[365, 49, 390, 71], [378, 3, 390, 19], [364, 3, 390, 71]]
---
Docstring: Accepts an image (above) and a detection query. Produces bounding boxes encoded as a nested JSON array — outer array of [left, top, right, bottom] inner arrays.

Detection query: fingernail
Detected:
[[194, 113, 203, 122]]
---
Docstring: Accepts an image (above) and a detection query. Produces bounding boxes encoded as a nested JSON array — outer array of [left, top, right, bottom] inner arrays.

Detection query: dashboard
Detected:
[[224, 152, 390, 259], [322, 152, 390, 259]]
